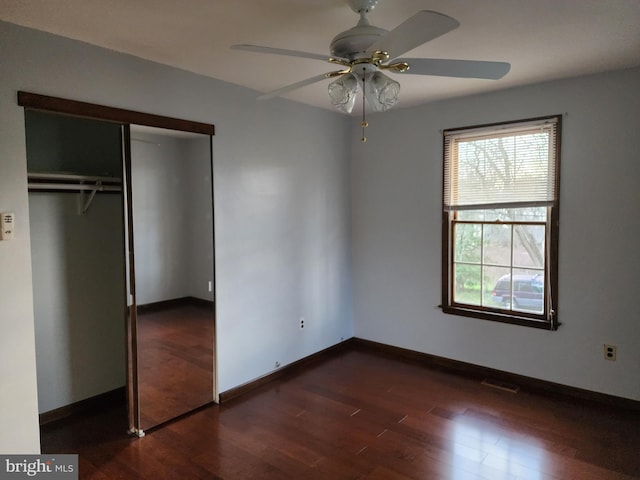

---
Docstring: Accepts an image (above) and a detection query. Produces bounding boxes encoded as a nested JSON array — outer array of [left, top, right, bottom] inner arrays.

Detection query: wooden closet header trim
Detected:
[[17, 91, 215, 136]]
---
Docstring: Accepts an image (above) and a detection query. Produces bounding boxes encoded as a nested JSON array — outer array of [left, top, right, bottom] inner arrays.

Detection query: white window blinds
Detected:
[[444, 117, 559, 211]]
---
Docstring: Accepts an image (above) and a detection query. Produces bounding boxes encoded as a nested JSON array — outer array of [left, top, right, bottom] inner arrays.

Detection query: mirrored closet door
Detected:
[[126, 125, 216, 434]]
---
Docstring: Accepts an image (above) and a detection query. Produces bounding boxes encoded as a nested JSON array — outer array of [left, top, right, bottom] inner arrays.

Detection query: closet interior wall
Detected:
[[26, 110, 126, 415]]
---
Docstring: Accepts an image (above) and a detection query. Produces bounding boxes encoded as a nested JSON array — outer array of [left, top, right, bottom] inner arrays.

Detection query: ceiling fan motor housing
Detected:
[[347, 0, 379, 13], [330, 23, 388, 59]]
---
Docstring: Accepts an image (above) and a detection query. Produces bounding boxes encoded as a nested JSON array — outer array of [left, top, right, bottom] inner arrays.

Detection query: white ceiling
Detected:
[[2, 0, 640, 112]]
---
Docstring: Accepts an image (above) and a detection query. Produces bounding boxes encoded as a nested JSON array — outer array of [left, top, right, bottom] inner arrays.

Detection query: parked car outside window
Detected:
[[491, 274, 544, 312]]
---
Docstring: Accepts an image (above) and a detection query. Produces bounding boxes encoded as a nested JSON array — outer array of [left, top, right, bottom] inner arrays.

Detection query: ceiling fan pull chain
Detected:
[[361, 74, 368, 143]]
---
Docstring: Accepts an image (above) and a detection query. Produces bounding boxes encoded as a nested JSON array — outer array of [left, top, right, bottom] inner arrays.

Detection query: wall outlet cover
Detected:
[[604, 344, 617, 361]]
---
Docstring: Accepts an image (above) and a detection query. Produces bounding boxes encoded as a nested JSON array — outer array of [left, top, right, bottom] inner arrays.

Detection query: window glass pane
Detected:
[[513, 225, 545, 269], [511, 269, 544, 314], [457, 210, 489, 221], [511, 207, 547, 222], [482, 224, 511, 266], [484, 267, 512, 309], [453, 264, 481, 306], [454, 223, 481, 263], [458, 207, 546, 222]]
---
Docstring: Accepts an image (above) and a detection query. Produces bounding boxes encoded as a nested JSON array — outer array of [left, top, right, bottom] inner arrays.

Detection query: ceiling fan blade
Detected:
[[231, 44, 332, 62], [366, 11, 460, 59], [394, 58, 511, 79], [258, 71, 348, 100]]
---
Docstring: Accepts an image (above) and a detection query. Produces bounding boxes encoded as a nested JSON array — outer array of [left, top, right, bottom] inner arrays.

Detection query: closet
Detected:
[[21, 92, 216, 438], [27, 111, 126, 419]]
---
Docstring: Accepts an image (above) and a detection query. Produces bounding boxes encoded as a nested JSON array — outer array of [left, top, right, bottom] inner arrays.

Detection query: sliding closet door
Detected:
[[126, 125, 216, 434]]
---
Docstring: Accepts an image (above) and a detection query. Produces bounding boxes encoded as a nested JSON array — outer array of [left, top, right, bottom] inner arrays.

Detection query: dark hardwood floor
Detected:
[[136, 301, 214, 430], [41, 345, 640, 479]]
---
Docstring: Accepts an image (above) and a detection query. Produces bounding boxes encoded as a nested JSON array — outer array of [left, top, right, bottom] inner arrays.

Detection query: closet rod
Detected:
[[28, 172, 122, 184], [27, 183, 122, 192], [27, 172, 122, 214]]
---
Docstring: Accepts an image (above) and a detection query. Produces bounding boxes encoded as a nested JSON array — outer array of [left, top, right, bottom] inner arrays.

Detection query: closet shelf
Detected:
[[28, 172, 122, 213]]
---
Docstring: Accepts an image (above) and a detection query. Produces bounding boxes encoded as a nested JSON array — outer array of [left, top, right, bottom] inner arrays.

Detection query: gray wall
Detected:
[[351, 67, 640, 401], [184, 137, 216, 301], [29, 194, 126, 414], [24, 111, 122, 176], [0, 21, 353, 453], [131, 132, 214, 305]]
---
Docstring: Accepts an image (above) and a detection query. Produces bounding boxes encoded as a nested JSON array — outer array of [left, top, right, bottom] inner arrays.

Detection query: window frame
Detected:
[[441, 115, 561, 330]]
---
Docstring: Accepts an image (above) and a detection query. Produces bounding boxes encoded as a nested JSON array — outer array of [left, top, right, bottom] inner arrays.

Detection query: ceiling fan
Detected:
[[231, 0, 510, 138]]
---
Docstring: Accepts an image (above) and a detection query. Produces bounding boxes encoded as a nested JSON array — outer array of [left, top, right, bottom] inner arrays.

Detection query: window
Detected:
[[442, 116, 561, 329]]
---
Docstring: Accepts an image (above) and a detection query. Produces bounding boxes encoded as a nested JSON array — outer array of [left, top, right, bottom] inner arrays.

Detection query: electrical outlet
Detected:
[[604, 344, 617, 361], [300, 317, 305, 330]]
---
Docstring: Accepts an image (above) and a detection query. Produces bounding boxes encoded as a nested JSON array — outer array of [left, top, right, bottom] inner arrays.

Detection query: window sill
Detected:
[[441, 305, 559, 330]]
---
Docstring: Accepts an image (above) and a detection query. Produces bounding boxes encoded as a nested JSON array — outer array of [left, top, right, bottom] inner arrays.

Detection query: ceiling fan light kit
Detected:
[[328, 73, 358, 113], [364, 71, 400, 112], [231, 0, 510, 140]]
